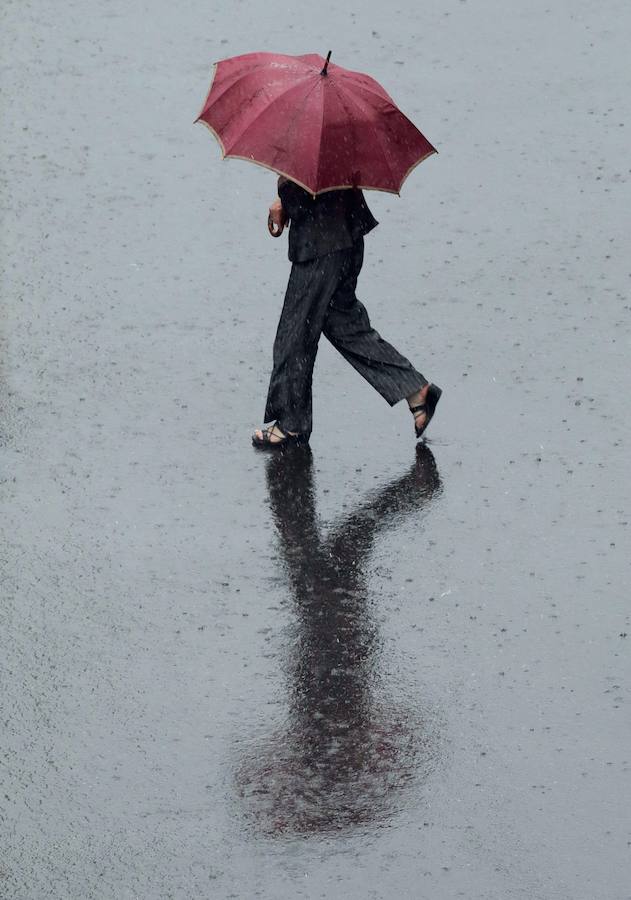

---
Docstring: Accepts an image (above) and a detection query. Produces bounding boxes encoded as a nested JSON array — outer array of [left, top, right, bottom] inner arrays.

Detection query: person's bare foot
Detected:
[[407, 384, 430, 431], [254, 422, 293, 444], [252, 422, 300, 446]]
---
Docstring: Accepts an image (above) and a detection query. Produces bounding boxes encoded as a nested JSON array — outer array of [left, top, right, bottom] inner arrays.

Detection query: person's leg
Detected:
[[323, 239, 429, 408], [258, 250, 348, 440]]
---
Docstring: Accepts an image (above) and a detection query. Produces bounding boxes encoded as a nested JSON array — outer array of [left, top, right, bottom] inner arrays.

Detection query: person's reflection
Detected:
[[236, 445, 442, 835]]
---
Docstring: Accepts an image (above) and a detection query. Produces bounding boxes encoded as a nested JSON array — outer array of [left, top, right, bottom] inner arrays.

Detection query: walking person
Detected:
[[196, 51, 443, 448], [252, 177, 442, 448]]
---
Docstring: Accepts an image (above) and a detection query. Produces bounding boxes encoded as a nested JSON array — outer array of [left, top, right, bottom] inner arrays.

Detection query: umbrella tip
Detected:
[[320, 50, 332, 76]]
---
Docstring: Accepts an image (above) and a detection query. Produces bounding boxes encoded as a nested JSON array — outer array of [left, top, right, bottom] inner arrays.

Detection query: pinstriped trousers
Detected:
[[264, 237, 428, 436]]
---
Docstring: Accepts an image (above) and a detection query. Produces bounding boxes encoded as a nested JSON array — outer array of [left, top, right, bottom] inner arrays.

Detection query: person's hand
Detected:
[[268, 198, 287, 237]]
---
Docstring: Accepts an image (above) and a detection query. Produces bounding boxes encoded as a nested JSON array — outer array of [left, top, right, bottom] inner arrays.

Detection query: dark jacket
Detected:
[[278, 179, 378, 263]]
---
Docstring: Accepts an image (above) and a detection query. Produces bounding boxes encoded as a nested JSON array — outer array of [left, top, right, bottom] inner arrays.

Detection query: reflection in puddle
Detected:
[[236, 446, 442, 836]]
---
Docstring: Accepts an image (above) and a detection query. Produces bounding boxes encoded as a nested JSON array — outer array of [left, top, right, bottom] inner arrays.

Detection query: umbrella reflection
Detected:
[[236, 445, 442, 835]]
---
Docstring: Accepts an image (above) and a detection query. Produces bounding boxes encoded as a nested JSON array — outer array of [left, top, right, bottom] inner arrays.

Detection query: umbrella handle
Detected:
[[268, 214, 285, 237]]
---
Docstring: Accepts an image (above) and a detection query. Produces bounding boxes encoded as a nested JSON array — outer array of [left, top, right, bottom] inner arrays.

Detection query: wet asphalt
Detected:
[[1, 0, 630, 898]]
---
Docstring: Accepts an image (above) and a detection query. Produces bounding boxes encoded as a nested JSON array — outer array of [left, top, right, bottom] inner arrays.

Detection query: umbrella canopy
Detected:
[[195, 51, 436, 195]]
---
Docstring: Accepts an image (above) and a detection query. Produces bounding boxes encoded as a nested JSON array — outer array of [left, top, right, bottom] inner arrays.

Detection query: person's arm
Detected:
[[268, 177, 316, 237]]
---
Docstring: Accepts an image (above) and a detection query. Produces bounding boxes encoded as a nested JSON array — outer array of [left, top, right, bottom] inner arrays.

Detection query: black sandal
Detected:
[[410, 384, 442, 439], [251, 421, 309, 450]]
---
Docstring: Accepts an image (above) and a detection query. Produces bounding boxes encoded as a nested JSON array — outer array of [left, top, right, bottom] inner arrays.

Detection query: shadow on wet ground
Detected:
[[236, 445, 443, 835]]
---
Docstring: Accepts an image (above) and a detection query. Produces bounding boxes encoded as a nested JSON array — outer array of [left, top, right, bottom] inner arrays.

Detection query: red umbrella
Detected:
[[195, 51, 436, 195]]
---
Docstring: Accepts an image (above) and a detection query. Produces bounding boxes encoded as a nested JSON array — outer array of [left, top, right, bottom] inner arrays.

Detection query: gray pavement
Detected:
[[1, 0, 630, 897]]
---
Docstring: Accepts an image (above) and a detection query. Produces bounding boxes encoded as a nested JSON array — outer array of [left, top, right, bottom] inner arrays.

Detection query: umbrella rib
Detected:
[[204, 54, 312, 109], [327, 79, 361, 187], [205, 62, 270, 109], [270, 78, 323, 176], [346, 79, 432, 148], [331, 80, 398, 190], [339, 78, 396, 108], [313, 83, 327, 193], [221, 78, 317, 156]]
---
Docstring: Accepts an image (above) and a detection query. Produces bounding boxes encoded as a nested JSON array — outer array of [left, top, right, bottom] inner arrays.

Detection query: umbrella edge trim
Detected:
[[193, 140, 438, 195], [196, 117, 227, 158], [395, 148, 438, 194], [222, 154, 316, 194], [194, 63, 220, 129], [218, 151, 437, 196]]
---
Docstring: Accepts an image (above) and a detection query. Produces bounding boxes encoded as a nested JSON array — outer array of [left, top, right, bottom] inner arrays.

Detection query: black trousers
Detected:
[[264, 238, 427, 436]]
